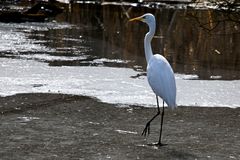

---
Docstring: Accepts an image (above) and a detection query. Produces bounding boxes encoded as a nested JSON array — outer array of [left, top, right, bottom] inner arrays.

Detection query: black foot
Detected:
[[142, 122, 150, 136], [147, 142, 168, 148], [156, 142, 167, 147]]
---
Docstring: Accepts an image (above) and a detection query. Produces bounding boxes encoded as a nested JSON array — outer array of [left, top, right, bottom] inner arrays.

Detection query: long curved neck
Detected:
[[144, 23, 155, 63]]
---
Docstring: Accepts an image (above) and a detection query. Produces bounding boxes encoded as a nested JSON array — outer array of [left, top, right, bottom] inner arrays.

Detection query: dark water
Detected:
[[1, 2, 240, 80]]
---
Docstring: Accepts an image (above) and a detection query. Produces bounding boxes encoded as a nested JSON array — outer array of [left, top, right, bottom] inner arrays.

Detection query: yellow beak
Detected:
[[129, 16, 144, 22]]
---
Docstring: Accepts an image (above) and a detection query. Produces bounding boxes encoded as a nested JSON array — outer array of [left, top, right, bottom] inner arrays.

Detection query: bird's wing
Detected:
[[147, 55, 176, 108]]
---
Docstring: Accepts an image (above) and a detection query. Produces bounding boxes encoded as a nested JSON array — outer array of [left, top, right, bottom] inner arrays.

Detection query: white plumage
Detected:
[[147, 54, 176, 108]]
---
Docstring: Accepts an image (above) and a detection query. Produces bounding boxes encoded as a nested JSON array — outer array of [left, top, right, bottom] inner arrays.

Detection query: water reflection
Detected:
[[0, 3, 240, 80], [57, 3, 240, 80]]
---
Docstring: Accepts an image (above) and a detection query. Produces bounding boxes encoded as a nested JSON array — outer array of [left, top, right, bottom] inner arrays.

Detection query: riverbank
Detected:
[[0, 93, 239, 159]]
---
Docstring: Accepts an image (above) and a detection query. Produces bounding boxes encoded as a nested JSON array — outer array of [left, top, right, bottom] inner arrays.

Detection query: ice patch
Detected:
[[0, 29, 54, 54], [18, 53, 88, 62], [0, 58, 239, 108], [115, 129, 138, 135]]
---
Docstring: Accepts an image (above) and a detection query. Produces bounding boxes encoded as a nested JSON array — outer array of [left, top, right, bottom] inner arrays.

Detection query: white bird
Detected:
[[129, 13, 177, 146]]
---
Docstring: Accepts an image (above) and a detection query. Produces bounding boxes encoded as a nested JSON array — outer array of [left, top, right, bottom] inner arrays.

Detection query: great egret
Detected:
[[129, 13, 177, 146]]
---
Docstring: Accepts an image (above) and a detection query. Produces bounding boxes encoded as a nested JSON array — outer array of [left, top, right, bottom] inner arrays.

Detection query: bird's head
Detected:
[[129, 13, 155, 26]]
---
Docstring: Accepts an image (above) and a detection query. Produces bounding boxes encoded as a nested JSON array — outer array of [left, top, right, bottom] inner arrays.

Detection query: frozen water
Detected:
[[0, 58, 239, 108], [0, 29, 52, 54], [0, 21, 239, 108], [0, 22, 74, 54]]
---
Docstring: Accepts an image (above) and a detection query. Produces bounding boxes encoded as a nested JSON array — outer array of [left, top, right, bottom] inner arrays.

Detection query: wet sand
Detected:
[[0, 93, 239, 160]]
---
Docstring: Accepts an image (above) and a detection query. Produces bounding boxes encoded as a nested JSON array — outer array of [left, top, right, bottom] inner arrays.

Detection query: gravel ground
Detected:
[[0, 93, 239, 160]]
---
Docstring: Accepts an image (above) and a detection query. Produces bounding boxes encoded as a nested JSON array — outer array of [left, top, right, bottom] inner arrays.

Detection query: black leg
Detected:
[[142, 95, 160, 136], [158, 101, 165, 146]]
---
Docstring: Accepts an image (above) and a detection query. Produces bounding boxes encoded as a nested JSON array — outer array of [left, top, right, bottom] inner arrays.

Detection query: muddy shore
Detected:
[[0, 93, 239, 160]]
